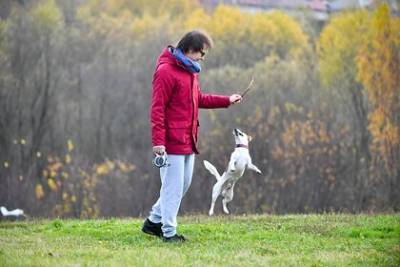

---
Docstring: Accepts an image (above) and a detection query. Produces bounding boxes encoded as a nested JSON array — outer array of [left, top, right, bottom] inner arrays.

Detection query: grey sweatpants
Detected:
[[148, 154, 195, 237]]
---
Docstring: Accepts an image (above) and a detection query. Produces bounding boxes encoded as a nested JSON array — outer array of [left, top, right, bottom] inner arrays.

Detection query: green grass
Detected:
[[0, 214, 399, 266]]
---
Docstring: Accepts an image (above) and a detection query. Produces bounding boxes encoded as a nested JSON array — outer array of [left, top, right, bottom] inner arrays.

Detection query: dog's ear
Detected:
[[248, 135, 253, 142]]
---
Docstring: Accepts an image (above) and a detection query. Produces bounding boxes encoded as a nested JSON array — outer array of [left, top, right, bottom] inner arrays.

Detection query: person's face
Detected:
[[185, 46, 207, 62]]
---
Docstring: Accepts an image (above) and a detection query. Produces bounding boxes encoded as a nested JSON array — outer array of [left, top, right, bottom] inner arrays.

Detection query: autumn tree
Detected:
[[357, 3, 400, 208], [317, 10, 372, 210]]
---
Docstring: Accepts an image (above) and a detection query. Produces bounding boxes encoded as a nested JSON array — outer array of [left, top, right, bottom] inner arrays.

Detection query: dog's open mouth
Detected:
[[233, 128, 243, 137]]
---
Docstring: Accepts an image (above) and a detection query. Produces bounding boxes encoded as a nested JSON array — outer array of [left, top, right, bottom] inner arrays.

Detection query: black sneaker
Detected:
[[141, 218, 162, 237], [162, 234, 186, 243]]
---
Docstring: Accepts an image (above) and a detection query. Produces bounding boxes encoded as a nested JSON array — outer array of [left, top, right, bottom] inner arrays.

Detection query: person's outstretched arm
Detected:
[[199, 89, 242, 109]]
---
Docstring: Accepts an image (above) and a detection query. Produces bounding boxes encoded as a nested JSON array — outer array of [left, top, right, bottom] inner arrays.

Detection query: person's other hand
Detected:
[[229, 94, 242, 104], [153, 145, 166, 155]]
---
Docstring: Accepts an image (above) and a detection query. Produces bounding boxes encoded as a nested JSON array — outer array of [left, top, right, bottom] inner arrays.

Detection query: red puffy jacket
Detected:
[[151, 47, 231, 154]]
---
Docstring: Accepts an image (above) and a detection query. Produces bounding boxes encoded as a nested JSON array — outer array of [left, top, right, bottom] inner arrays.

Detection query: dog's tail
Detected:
[[203, 160, 221, 181]]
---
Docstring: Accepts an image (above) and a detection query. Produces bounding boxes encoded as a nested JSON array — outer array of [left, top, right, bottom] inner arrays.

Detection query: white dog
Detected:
[[204, 128, 262, 216]]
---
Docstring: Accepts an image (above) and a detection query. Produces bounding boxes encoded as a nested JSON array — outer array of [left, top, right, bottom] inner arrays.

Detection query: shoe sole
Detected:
[[142, 228, 161, 237]]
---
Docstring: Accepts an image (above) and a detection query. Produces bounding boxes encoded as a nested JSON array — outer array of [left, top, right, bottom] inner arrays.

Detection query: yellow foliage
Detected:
[[279, 118, 334, 162], [30, 0, 62, 33], [61, 172, 69, 179], [130, 13, 166, 41], [268, 106, 280, 125], [117, 161, 135, 173], [318, 10, 369, 87], [96, 163, 109, 175], [106, 160, 115, 170], [63, 203, 71, 213], [161, 0, 199, 15], [49, 161, 62, 172], [300, 122, 315, 145], [357, 4, 400, 175], [80, 169, 90, 178], [184, 9, 210, 31], [67, 139, 74, 151], [105, 0, 126, 16], [78, 0, 196, 43], [282, 121, 296, 146], [50, 170, 57, 178], [368, 108, 386, 140], [79, 0, 197, 19], [65, 154, 72, 164], [78, 2, 134, 40], [284, 102, 303, 114], [47, 178, 58, 191], [35, 184, 45, 200], [209, 5, 248, 42], [185, 5, 308, 60], [249, 12, 278, 47], [319, 124, 331, 143], [270, 11, 307, 44]]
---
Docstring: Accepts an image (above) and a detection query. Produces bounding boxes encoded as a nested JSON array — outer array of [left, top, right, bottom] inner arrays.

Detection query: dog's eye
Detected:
[[239, 133, 243, 136]]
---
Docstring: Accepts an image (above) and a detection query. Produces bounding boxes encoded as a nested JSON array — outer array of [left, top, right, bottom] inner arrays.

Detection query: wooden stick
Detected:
[[241, 76, 254, 97]]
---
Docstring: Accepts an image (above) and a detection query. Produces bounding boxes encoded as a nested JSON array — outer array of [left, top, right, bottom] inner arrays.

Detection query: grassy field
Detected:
[[0, 214, 399, 266]]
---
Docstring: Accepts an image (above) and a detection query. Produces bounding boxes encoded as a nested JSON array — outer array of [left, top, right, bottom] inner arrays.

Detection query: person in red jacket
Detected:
[[142, 30, 242, 242]]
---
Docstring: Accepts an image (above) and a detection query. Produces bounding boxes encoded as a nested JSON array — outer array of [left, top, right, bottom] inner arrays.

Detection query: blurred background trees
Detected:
[[0, 0, 399, 218]]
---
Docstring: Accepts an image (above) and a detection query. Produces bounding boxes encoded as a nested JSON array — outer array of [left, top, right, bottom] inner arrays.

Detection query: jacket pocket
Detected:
[[166, 121, 191, 145]]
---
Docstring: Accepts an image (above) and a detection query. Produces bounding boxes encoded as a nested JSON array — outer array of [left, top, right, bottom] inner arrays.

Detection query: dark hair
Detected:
[[176, 30, 213, 53]]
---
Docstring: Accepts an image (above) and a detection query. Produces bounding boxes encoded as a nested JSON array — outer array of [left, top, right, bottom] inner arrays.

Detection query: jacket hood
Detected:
[[156, 46, 180, 70]]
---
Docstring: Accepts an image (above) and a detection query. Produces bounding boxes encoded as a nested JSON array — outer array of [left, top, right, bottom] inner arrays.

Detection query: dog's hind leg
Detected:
[[222, 198, 230, 214], [209, 203, 215, 216], [209, 182, 222, 216], [222, 184, 234, 214]]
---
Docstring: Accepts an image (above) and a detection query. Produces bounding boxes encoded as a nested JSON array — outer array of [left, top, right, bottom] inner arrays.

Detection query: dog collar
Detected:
[[235, 144, 248, 149]]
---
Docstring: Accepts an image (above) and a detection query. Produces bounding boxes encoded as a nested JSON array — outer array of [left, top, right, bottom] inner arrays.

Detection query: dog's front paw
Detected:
[[208, 209, 214, 216]]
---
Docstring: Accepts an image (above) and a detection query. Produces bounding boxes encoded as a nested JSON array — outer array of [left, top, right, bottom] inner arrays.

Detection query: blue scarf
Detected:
[[171, 47, 201, 73]]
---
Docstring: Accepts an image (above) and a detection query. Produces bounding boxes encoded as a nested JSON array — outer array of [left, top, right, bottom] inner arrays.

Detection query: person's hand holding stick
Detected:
[[230, 76, 255, 104]]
